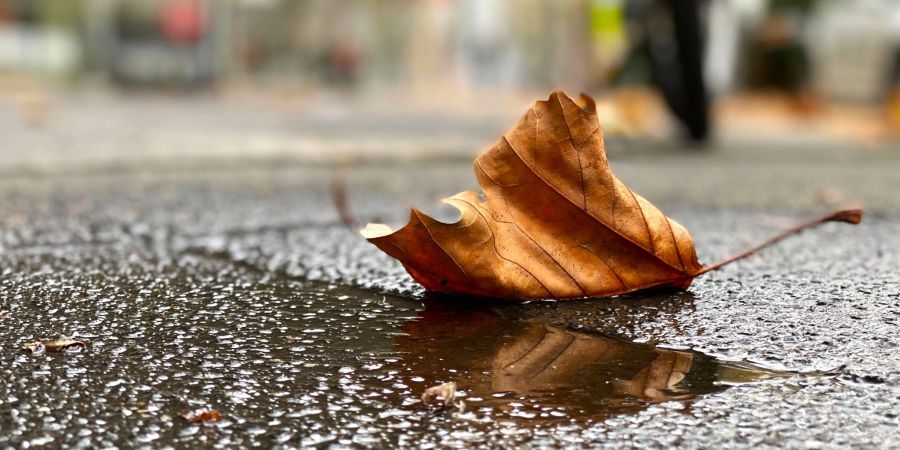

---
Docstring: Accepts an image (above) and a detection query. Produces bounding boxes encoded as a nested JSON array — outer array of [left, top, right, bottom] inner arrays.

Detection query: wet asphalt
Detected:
[[0, 155, 897, 449]]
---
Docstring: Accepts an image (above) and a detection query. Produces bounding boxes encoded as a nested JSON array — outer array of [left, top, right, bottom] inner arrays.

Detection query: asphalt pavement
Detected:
[[0, 92, 898, 448]]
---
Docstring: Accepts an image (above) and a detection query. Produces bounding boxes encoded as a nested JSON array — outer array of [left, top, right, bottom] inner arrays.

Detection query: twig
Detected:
[[331, 157, 359, 231]]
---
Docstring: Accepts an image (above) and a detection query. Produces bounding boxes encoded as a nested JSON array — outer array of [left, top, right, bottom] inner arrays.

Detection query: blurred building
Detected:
[[0, 0, 899, 107], [0, 0, 609, 90]]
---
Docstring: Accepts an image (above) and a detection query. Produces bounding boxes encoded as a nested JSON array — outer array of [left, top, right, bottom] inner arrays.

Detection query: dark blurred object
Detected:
[[746, 0, 815, 95], [621, 0, 710, 142], [327, 38, 362, 86], [0, 0, 41, 24]]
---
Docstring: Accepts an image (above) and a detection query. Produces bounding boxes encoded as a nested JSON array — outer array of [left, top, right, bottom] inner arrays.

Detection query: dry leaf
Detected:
[[179, 409, 222, 422], [362, 91, 862, 300], [21, 338, 86, 354]]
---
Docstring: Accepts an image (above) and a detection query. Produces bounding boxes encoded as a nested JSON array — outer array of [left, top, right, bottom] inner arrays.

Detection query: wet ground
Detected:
[[0, 159, 898, 448]]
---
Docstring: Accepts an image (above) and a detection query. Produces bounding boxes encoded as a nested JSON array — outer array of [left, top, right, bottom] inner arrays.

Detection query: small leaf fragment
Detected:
[[179, 409, 222, 422], [421, 382, 457, 407], [20, 342, 45, 355], [21, 339, 86, 354]]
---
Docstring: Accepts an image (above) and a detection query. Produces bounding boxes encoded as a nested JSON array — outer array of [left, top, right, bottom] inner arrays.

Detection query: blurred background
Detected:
[[0, 0, 899, 187]]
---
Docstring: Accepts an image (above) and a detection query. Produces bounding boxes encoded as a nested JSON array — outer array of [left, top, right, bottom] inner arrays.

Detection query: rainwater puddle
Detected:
[[0, 251, 787, 448], [390, 297, 784, 422]]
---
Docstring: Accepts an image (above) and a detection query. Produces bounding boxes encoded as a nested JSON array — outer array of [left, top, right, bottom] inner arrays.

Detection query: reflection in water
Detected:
[[398, 300, 782, 420], [492, 324, 698, 402]]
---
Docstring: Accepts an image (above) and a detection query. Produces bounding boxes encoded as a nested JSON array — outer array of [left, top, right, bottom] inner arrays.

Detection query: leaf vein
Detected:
[[498, 136, 684, 274]]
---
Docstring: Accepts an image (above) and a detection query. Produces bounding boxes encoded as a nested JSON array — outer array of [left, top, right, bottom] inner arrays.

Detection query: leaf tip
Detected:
[[360, 223, 393, 239]]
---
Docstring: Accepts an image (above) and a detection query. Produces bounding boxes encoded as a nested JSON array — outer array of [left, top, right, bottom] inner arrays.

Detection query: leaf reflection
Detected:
[[398, 302, 782, 419]]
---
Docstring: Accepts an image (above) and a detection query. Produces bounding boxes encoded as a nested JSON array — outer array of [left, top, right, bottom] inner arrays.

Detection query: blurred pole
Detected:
[[628, 0, 710, 141], [666, 0, 709, 141]]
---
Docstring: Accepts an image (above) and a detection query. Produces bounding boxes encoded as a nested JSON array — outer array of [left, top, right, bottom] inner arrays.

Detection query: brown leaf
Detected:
[[363, 92, 698, 299], [179, 409, 222, 422], [362, 92, 862, 300]]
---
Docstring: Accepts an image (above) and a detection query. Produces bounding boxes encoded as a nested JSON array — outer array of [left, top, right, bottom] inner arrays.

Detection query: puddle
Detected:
[[0, 250, 788, 448], [395, 299, 784, 421]]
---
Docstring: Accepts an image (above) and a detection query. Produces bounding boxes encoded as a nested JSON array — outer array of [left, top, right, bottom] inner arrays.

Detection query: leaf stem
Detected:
[[696, 207, 863, 275]]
